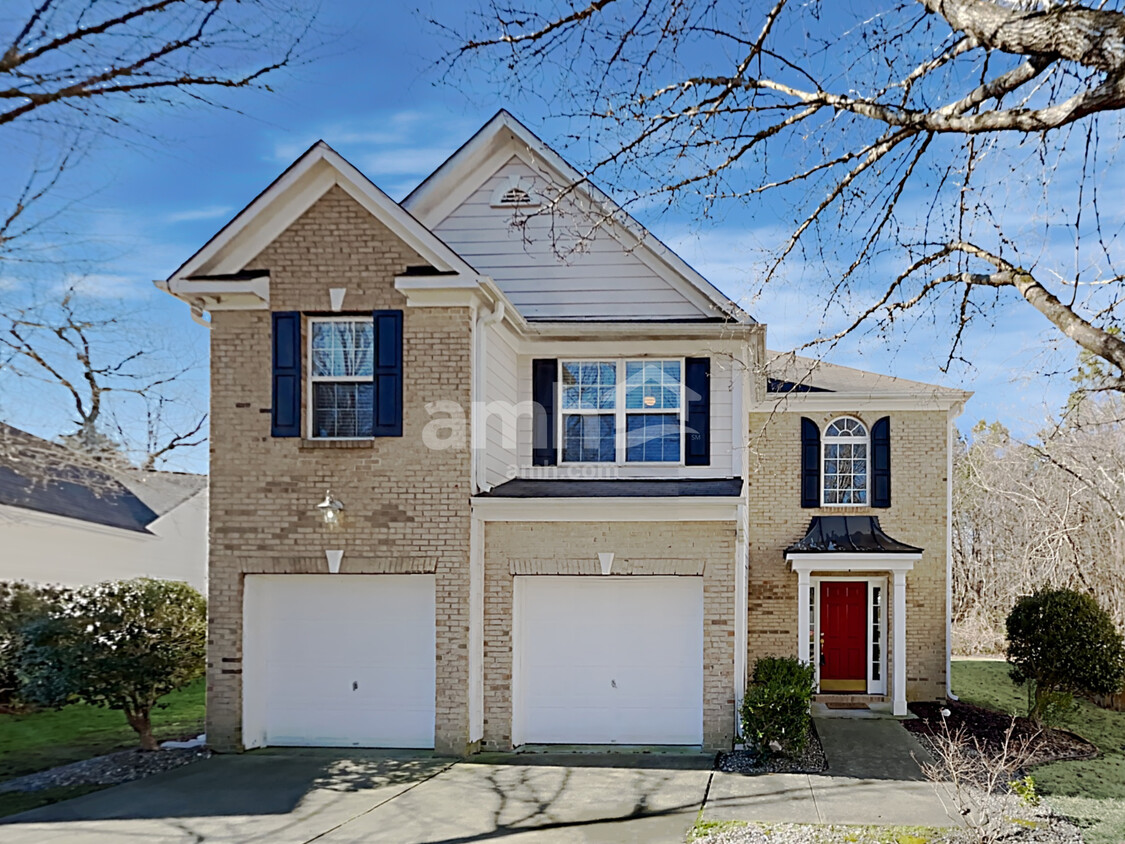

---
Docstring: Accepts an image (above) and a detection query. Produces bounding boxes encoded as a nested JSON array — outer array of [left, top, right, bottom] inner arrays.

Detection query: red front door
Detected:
[[819, 582, 867, 692]]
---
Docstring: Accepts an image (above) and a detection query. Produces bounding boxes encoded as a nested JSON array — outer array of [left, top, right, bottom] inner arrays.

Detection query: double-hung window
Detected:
[[309, 318, 375, 439], [559, 359, 683, 463]]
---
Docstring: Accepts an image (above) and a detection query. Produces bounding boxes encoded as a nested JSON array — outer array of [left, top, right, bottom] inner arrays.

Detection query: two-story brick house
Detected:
[[158, 111, 969, 755]]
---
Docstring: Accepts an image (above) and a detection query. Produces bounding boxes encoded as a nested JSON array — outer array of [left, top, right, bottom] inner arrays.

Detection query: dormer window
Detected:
[[491, 177, 540, 208]]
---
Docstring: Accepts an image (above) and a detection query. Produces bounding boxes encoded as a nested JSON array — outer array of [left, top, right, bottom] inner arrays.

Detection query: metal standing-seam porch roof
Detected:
[[785, 516, 922, 554]]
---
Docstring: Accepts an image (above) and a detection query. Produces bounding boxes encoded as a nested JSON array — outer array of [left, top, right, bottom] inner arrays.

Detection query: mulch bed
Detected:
[[905, 700, 1097, 766], [715, 719, 827, 774]]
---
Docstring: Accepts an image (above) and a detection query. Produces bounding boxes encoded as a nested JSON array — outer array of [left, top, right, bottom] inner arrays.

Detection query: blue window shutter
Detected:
[[372, 310, 403, 437], [800, 417, 820, 508], [271, 312, 301, 437], [532, 359, 557, 466], [872, 416, 891, 508], [685, 357, 710, 466]]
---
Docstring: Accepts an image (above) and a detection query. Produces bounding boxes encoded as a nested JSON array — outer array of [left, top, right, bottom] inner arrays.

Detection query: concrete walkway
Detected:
[[0, 718, 958, 842], [703, 716, 958, 828]]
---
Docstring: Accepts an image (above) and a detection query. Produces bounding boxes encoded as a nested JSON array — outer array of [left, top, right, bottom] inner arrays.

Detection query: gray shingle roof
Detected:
[[0, 424, 205, 533]]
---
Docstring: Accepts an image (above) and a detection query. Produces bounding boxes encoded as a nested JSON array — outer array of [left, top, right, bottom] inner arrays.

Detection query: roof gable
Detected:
[[168, 142, 477, 283], [403, 111, 752, 324]]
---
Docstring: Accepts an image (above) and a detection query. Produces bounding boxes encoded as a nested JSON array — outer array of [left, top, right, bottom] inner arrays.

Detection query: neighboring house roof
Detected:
[[403, 110, 754, 324], [766, 350, 972, 398], [0, 424, 205, 534], [479, 478, 744, 498], [786, 516, 923, 554]]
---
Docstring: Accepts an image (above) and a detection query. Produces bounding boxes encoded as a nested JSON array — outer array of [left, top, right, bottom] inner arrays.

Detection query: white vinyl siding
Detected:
[[433, 158, 713, 321], [483, 324, 520, 488]]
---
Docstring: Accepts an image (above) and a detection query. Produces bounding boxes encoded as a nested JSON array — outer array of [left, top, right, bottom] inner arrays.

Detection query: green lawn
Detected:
[[0, 679, 205, 817], [953, 660, 1125, 844]]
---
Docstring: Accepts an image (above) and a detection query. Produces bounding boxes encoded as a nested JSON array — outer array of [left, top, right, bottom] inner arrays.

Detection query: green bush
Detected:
[[739, 656, 816, 755], [0, 582, 70, 706], [17, 578, 207, 749], [1006, 588, 1125, 724]]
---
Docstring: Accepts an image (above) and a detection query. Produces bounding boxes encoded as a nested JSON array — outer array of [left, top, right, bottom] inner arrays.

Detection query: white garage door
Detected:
[[242, 575, 435, 749], [514, 576, 703, 746]]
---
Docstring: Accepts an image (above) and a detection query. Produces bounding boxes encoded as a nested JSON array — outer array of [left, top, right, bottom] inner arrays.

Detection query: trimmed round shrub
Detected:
[[1006, 588, 1125, 723], [740, 656, 816, 755]]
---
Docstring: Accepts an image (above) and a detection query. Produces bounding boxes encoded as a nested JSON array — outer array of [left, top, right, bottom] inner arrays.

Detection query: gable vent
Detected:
[[491, 176, 541, 208], [500, 186, 532, 205]]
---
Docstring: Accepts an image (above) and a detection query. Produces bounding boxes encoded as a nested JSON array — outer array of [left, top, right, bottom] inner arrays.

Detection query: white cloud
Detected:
[[266, 108, 476, 195], [54, 273, 152, 300], [166, 204, 234, 223]]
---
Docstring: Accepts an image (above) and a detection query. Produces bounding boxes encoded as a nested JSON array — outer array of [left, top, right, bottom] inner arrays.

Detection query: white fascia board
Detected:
[[154, 276, 270, 311], [523, 321, 761, 339], [403, 111, 753, 324], [752, 390, 971, 413], [510, 336, 753, 358], [786, 552, 921, 573], [394, 275, 483, 309], [169, 142, 477, 284], [471, 496, 740, 522]]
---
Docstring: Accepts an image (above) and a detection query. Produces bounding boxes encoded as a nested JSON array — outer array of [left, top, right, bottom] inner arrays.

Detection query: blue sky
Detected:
[[0, 2, 1084, 473]]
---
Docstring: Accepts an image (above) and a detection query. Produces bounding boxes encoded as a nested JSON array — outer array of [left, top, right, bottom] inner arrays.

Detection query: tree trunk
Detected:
[[125, 707, 159, 751]]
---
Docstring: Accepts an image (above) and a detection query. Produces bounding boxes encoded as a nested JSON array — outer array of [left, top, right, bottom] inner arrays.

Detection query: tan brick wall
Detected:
[[482, 520, 738, 751], [746, 410, 948, 701], [206, 186, 473, 754]]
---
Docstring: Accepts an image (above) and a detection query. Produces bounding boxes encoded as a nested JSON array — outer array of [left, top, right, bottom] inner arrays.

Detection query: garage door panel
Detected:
[[515, 577, 703, 746], [244, 575, 436, 749]]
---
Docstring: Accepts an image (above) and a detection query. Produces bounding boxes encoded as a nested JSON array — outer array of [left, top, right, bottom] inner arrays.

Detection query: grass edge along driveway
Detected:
[[0, 678, 205, 817]]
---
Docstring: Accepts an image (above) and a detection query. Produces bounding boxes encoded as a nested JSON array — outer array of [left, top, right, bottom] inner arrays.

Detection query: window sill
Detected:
[[299, 438, 375, 450]]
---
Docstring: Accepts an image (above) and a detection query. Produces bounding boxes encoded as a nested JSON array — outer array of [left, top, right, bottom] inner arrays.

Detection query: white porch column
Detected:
[[892, 569, 908, 716], [796, 570, 811, 664]]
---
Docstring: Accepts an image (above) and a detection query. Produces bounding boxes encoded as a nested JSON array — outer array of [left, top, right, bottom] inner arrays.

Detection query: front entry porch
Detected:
[[785, 516, 923, 716]]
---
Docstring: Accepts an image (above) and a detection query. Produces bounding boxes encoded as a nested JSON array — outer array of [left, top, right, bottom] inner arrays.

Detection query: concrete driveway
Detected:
[[0, 718, 958, 842], [0, 749, 715, 844]]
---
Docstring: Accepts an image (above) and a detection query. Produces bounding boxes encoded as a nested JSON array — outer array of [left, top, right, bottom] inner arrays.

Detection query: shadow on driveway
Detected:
[[0, 749, 714, 844]]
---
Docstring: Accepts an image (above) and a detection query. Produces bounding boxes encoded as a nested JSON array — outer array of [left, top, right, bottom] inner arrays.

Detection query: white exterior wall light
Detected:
[[317, 490, 344, 529]]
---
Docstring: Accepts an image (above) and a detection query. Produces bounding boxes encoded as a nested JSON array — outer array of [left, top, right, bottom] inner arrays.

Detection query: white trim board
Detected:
[[471, 496, 740, 522], [167, 143, 478, 284], [787, 553, 920, 572]]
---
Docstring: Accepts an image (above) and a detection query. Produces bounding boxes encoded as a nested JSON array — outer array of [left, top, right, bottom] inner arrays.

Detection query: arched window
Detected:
[[823, 417, 868, 505]]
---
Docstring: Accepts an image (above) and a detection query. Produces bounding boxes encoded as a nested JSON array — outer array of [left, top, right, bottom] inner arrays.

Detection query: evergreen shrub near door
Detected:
[[740, 656, 816, 755]]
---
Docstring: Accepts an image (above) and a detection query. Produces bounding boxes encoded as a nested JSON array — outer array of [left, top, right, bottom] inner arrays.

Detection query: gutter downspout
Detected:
[[473, 300, 506, 494]]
